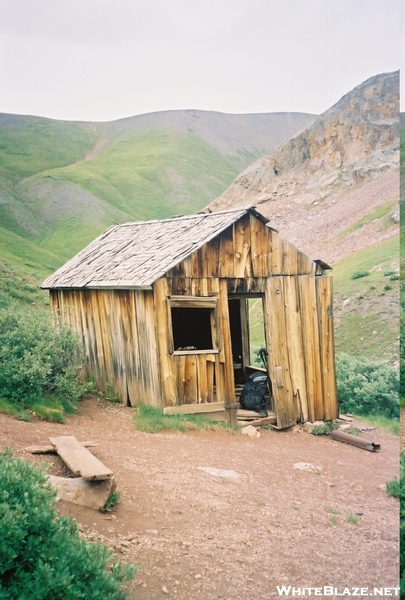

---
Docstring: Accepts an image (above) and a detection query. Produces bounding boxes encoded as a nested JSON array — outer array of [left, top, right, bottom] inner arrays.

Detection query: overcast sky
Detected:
[[0, 0, 400, 123]]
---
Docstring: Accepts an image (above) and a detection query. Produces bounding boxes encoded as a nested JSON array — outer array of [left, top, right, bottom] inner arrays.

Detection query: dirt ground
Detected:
[[0, 399, 400, 599]]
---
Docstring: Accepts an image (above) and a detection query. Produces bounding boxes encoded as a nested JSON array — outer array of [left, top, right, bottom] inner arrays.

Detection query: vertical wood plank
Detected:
[[219, 225, 234, 278], [264, 277, 297, 428], [298, 251, 316, 275], [218, 279, 235, 403], [184, 355, 198, 403], [89, 291, 107, 388], [125, 290, 142, 406], [282, 240, 299, 276], [206, 237, 220, 277], [206, 355, 215, 402], [283, 276, 309, 422], [153, 278, 177, 406], [315, 276, 338, 420], [176, 356, 187, 404], [196, 355, 208, 402], [297, 275, 324, 421], [250, 214, 268, 277], [268, 230, 284, 275], [234, 214, 252, 278]]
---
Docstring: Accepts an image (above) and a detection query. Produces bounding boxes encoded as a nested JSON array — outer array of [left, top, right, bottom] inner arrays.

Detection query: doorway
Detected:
[[228, 296, 267, 385]]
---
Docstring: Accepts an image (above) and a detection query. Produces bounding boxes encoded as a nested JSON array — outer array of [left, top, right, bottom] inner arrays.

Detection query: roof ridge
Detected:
[[111, 206, 254, 228]]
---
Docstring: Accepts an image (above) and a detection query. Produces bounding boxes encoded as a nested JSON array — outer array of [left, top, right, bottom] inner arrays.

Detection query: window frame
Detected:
[[168, 296, 218, 355]]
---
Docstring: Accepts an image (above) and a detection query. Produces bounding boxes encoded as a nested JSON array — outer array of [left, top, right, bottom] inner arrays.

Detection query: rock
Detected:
[[312, 420, 324, 427], [48, 475, 116, 511], [241, 425, 261, 438], [162, 585, 169, 594], [198, 467, 240, 479], [391, 205, 399, 223], [302, 422, 314, 433], [339, 424, 352, 431]]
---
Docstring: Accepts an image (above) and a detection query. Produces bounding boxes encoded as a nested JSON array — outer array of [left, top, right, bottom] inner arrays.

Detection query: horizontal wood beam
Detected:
[[163, 402, 225, 415], [170, 295, 217, 308]]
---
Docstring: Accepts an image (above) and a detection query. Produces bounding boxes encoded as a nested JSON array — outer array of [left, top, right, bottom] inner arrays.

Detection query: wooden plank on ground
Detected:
[[237, 409, 268, 419], [25, 441, 98, 454], [163, 402, 225, 415], [49, 436, 113, 480]]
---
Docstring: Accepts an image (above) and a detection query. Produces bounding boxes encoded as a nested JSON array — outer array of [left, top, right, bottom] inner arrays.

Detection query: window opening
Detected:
[[171, 307, 214, 351]]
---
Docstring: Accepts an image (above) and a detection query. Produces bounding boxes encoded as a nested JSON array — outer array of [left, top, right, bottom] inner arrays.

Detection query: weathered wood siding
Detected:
[[50, 288, 161, 407], [167, 213, 316, 293], [152, 276, 235, 408], [263, 274, 338, 427]]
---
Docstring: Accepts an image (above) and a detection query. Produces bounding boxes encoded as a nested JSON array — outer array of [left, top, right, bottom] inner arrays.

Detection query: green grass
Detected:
[[0, 125, 241, 271], [132, 403, 230, 433], [349, 413, 400, 435], [340, 202, 397, 237], [100, 491, 121, 513], [248, 298, 266, 366], [346, 513, 360, 524], [0, 259, 49, 308], [0, 115, 100, 180], [333, 236, 399, 291], [386, 477, 400, 498], [0, 398, 31, 421], [332, 236, 399, 362], [44, 130, 239, 219]]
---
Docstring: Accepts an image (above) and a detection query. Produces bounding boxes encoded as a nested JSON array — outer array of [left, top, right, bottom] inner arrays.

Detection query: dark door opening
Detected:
[[228, 299, 245, 384], [228, 296, 267, 385]]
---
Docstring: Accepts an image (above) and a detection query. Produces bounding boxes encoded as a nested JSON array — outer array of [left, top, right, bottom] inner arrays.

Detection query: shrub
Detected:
[[386, 477, 400, 498], [335, 353, 399, 419], [0, 449, 136, 599], [0, 306, 87, 411], [350, 270, 370, 280], [311, 421, 339, 435], [399, 452, 405, 596]]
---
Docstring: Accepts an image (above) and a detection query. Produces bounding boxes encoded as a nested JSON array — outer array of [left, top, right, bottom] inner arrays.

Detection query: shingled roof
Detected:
[[41, 207, 269, 290]]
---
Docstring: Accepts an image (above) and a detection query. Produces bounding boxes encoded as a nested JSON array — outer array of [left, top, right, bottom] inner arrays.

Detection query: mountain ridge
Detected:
[[207, 71, 399, 265]]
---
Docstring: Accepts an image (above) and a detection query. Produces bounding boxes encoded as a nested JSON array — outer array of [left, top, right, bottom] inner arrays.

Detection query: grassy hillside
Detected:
[[333, 236, 399, 364], [0, 114, 100, 181], [0, 110, 315, 270]]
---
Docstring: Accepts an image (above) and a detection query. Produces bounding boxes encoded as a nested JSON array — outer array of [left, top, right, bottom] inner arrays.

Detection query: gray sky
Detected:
[[0, 0, 400, 122]]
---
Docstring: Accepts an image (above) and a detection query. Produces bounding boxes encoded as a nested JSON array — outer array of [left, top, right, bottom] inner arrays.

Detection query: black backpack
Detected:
[[239, 371, 271, 416]]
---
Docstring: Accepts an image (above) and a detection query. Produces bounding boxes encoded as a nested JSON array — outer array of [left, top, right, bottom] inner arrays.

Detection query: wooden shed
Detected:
[[41, 206, 338, 429]]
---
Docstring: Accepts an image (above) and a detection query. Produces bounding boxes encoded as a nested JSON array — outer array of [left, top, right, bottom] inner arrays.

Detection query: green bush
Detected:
[[350, 270, 370, 280], [336, 353, 399, 419], [0, 306, 87, 411], [399, 452, 405, 596], [0, 449, 136, 599], [311, 421, 339, 435]]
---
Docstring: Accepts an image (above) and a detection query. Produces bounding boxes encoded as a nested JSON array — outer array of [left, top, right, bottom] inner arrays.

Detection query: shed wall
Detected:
[[50, 288, 161, 407]]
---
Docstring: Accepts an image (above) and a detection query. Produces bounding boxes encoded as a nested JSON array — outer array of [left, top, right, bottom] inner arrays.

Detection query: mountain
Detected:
[[207, 71, 399, 265], [0, 109, 315, 273], [207, 71, 400, 365]]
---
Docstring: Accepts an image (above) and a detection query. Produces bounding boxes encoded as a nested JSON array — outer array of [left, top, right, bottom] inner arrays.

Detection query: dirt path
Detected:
[[0, 399, 399, 599]]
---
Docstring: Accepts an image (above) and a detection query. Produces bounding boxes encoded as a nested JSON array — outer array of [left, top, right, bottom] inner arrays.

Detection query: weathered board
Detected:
[[49, 436, 113, 480]]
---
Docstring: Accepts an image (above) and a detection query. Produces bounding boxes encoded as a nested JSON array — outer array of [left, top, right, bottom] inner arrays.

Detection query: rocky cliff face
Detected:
[[208, 72, 399, 264]]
